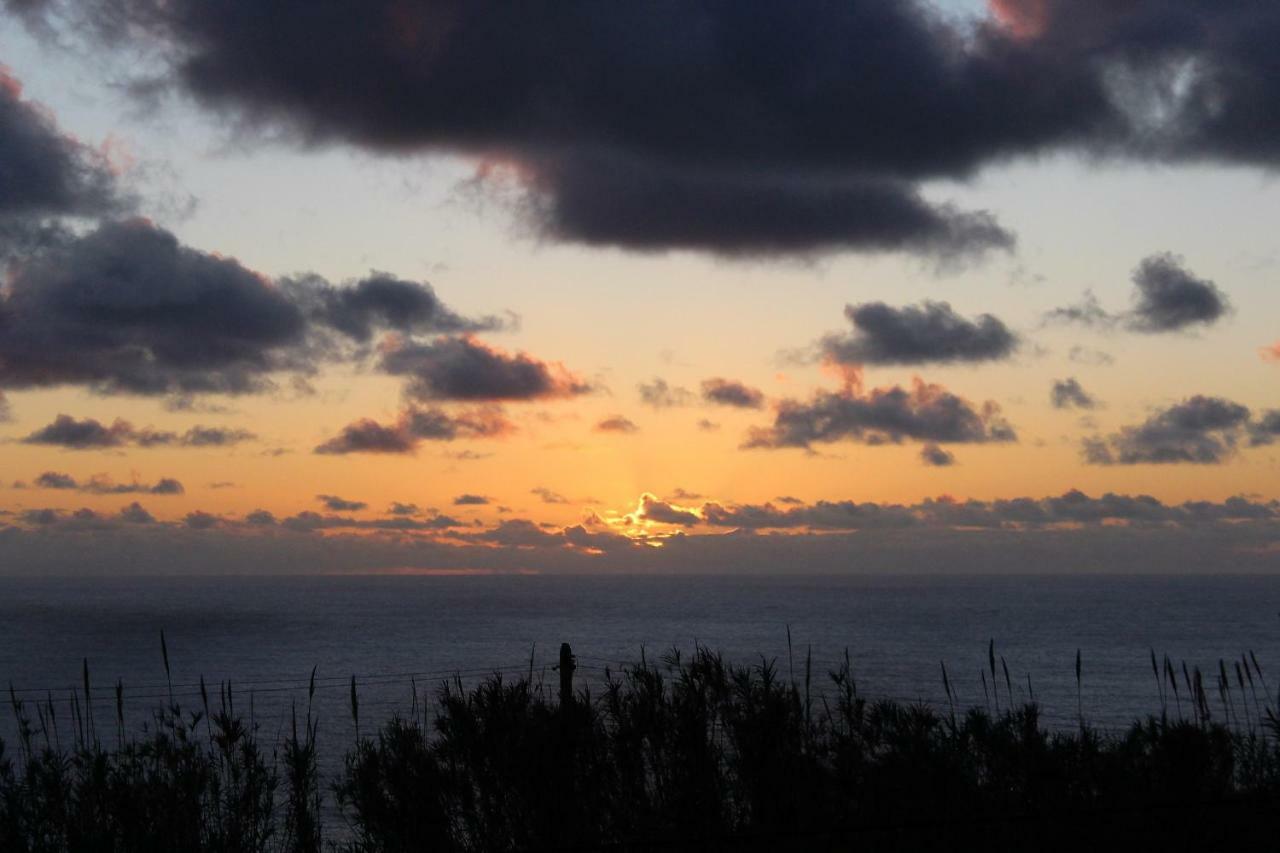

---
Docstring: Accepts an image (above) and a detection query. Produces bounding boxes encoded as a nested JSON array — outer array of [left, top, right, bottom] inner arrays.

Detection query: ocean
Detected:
[[3, 573, 1279, 752]]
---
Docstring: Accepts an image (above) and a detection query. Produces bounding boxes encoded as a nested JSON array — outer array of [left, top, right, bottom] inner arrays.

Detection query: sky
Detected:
[[0, 0, 1278, 575]]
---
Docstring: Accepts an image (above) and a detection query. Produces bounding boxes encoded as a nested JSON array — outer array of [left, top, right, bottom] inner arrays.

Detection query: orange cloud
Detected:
[[988, 0, 1051, 40]]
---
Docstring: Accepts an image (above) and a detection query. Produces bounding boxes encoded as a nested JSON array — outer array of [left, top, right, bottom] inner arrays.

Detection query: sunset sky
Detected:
[[1, 0, 1278, 574]]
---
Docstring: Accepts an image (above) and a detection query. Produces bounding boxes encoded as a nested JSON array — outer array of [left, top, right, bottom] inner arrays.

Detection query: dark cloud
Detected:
[[700, 499, 918, 531], [17, 1, 1280, 262], [387, 502, 419, 516], [74, 474, 184, 495], [700, 378, 765, 409], [119, 502, 155, 524], [920, 443, 956, 467], [314, 406, 512, 455], [317, 494, 367, 512], [314, 420, 414, 455], [595, 415, 639, 434], [453, 494, 490, 506], [1083, 395, 1256, 465], [745, 380, 1016, 450], [0, 66, 118, 217], [184, 510, 221, 529], [531, 487, 569, 505], [20, 508, 59, 526], [636, 494, 700, 527], [0, 220, 307, 396], [637, 378, 693, 409], [1045, 255, 1229, 335], [697, 489, 1279, 532], [0, 218, 498, 398], [21, 414, 257, 449], [244, 509, 277, 526], [14, 0, 1125, 258], [279, 510, 469, 534], [33, 471, 77, 489], [148, 478, 184, 495], [822, 301, 1019, 366], [294, 272, 503, 343], [522, 154, 1014, 259], [985, 1, 1280, 167], [0, 392, 10, 423], [380, 336, 591, 402], [1127, 253, 1230, 333], [22, 415, 133, 449], [1050, 378, 1097, 410], [1250, 410, 1280, 447], [696, 419, 720, 432]]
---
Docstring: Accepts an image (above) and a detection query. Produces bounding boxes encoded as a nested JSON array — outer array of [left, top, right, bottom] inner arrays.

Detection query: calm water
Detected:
[[3, 574, 1279, 752]]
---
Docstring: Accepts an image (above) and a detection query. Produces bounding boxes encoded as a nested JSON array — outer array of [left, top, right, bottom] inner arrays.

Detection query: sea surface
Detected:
[[2, 573, 1279, 756]]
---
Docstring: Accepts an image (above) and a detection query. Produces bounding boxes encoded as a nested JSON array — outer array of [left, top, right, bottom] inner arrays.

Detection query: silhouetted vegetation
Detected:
[[5, 647, 1280, 851]]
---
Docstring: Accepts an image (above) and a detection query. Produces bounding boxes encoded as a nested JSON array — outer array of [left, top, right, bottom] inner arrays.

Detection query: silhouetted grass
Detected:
[[5, 647, 1280, 851]]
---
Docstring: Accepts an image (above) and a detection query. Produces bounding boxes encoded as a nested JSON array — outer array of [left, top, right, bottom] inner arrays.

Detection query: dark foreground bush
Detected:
[[5, 649, 1280, 851]]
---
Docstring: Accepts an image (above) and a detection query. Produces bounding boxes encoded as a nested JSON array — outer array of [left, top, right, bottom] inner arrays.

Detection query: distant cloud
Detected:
[[21, 414, 256, 450], [629, 491, 701, 525], [314, 406, 512, 455], [1043, 291, 1116, 330], [1128, 253, 1230, 333], [70, 475, 184, 496], [1261, 343, 1280, 363], [1068, 346, 1114, 367], [636, 494, 700, 527], [33, 471, 77, 490], [638, 378, 693, 409], [1250, 410, 1280, 447], [595, 415, 639, 434], [119, 502, 155, 524], [696, 489, 1280, 532], [163, 426, 257, 447], [1046, 255, 1229, 335], [745, 379, 1016, 451], [387, 502, 420, 516], [380, 335, 591, 402], [317, 494, 367, 512], [700, 378, 765, 409], [22, 415, 133, 449], [822, 301, 1019, 366], [920, 443, 956, 467], [696, 419, 721, 432], [531, 487, 569, 505], [1083, 395, 1260, 465], [244, 509, 277, 526], [1050, 378, 1097, 410], [184, 511, 221, 529], [453, 494, 490, 506], [0, 392, 10, 423], [2, 490, 1279, 576]]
